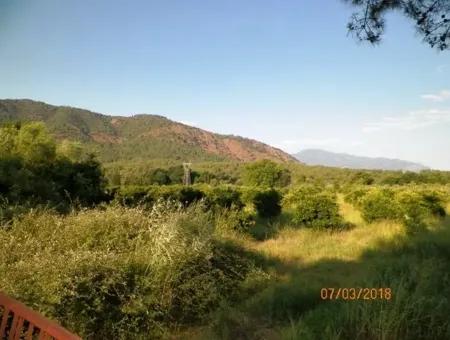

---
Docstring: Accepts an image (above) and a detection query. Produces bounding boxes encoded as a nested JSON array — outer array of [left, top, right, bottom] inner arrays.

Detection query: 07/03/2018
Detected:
[[320, 287, 392, 300]]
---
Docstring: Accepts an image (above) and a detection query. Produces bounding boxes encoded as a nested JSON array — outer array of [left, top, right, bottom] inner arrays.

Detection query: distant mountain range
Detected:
[[0, 99, 295, 163], [293, 149, 429, 171]]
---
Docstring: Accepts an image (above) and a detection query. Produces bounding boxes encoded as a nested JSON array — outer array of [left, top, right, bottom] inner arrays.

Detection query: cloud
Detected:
[[436, 65, 447, 73], [421, 89, 450, 102], [363, 109, 450, 133]]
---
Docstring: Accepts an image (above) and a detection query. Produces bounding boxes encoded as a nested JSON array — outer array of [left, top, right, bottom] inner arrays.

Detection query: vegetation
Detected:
[[284, 186, 345, 229], [0, 203, 262, 339], [360, 188, 401, 223], [0, 99, 294, 163], [252, 189, 282, 218], [1, 119, 450, 339], [344, 0, 450, 51], [0, 122, 106, 215], [242, 160, 291, 188]]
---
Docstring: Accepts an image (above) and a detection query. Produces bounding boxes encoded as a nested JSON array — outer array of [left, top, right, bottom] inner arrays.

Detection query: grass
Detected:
[[205, 198, 450, 339], [0, 203, 262, 339], [1, 195, 449, 339]]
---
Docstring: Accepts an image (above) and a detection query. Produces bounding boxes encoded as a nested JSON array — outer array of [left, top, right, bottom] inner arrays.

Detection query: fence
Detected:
[[0, 292, 81, 340]]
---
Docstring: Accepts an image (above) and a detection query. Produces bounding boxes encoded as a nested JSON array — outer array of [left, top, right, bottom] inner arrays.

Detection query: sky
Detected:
[[0, 0, 449, 169]]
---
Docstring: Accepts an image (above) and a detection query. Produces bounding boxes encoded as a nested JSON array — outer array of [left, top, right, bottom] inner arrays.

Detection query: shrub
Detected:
[[395, 189, 447, 233], [284, 186, 344, 229], [149, 168, 171, 185], [252, 189, 282, 218], [344, 187, 369, 208], [0, 204, 259, 339], [116, 185, 206, 207], [242, 160, 291, 188], [206, 186, 244, 210], [360, 189, 401, 223], [215, 209, 256, 235], [351, 172, 375, 185], [359, 187, 447, 228], [0, 123, 107, 209], [395, 191, 428, 233], [420, 190, 446, 217], [177, 187, 205, 206], [114, 186, 153, 206]]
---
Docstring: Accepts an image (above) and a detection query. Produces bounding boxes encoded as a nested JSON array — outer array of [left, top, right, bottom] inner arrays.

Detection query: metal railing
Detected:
[[0, 292, 81, 340]]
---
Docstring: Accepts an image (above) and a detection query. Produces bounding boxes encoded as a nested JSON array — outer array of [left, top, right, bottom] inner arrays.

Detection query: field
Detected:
[[1, 193, 450, 339], [1, 122, 450, 339], [210, 199, 450, 339]]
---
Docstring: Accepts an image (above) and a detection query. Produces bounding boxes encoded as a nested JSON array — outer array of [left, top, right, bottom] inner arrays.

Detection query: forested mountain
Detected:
[[294, 149, 428, 171], [0, 99, 296, 163]]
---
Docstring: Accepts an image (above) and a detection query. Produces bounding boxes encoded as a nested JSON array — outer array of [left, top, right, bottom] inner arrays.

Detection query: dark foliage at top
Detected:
[[345, 0, 450, 50]]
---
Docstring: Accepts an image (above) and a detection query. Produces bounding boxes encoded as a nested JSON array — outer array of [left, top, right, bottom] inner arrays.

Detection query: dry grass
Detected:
[[211, 193, 450, 340], [245, 196, 403, 269]]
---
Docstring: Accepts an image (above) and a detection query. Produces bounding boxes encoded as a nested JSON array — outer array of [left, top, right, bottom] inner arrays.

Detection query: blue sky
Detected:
[[1, 0, 449, 169]]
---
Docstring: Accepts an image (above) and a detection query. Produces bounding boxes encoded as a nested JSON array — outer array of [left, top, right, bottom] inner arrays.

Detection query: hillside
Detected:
[[0, 99, 296, 163], [293, 148, 428, 171]]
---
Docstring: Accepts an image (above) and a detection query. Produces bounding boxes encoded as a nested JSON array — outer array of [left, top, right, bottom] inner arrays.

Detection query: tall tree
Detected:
[[242, 160, 291, 188], [344, 0, 450, 50], [15, 122, 56, 164]]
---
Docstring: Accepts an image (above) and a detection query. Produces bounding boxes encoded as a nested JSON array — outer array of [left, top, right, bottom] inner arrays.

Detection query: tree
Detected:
[[252, 189, 282, 218], [242, 160, 291, 188], [344, 0, 450, 50], [0, 122, 107, 209], [0, 124, 19, 157], [167, 165, 184, 184], [15, 122, 56, 164], [149, 168, 171, 185], [57, 140, 84, 162]]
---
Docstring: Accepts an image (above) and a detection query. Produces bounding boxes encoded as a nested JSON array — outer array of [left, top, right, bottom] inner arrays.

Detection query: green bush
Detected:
[[241, 160, 291, 188], [420, 190, 447, 217], [0, 204, 260, 339], [360, 189, 401, 223], [148, 168, 172, 185], [284, 186, 344, 229], [344, 187, 369, 208], [205, 186, 244, 210], [396, 191, 429, 233], [252, 189, 282, 218], [114, 186, 153, 206], [358, 187, 447, 228], [115, 185, 206, 207], [0, 122, 107, 210], [395, 189, 446, 233], [176, 187, 205, 206]]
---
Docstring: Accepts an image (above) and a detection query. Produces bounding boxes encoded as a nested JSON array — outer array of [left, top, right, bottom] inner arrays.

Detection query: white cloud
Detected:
[[363, 109, 450, 133], [421, 89, 450, 102], [436, 65, 448, 73]]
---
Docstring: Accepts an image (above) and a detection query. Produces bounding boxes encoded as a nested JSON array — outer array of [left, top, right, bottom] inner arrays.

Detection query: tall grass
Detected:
[[210, 196, 450, 339], [0, 202, 262, 339], [281, 219, 450, 340], [1, 186, 449, 339]]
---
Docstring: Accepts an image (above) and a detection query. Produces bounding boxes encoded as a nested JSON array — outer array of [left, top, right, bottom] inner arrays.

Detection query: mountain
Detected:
[[293, 149, 428, 172], [0, 99, 296, 163]]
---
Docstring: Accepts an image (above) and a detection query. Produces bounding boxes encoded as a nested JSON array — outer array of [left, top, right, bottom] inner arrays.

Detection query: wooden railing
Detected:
[[0, 292, 81, 340]]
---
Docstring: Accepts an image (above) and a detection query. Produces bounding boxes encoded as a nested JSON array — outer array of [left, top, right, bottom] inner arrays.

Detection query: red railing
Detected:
[[0, 292, 81, 340]]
